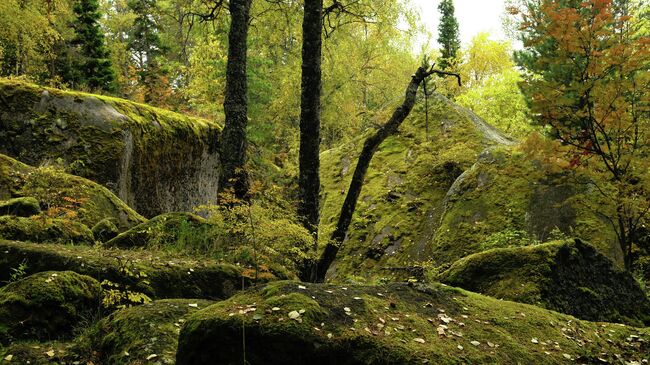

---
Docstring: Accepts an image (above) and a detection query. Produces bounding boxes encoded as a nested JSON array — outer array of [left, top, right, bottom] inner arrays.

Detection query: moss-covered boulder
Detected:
[[437, 239, 650, 325], [318, 94, 512, 281], [177, 281, 649, 365], [86, 299, 213, 364], [92, 218, 119, 242], [0, 197, 40, 217], [0, 79, 221, 217], [430, 147, 620, 268], [318, 94, 621, 280], [0, 271, 101, 343], [0, 153, 145, 232], [0, 216, 94, 244], [0, 240, 272, 300], [105, 212, 210, 249]]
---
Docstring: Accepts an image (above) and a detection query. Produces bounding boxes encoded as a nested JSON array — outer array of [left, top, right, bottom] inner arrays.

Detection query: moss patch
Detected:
[[0, 216, 94, 245], [0, 271, 101, 344], [438, 239, 650, 326], [0, 153, 145, 232], [0, 240, 267, 300], [83, 299, 213, 365], [0, 197, 40, 217], [177, 281, 649, 364]]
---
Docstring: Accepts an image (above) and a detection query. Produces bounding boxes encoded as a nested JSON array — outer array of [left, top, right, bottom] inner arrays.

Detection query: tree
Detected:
[[436, 0, 460, 70], [70, 0, 115, 92], [514, 0, 650, 269], [128, 0, 170, 103], [297, 0, 323, 280], [314, 63, 461, 282], [219, 0, 253, 201]]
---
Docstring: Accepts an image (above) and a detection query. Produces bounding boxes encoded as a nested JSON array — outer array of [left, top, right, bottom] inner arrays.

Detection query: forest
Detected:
[[0, 0, 648, 363]]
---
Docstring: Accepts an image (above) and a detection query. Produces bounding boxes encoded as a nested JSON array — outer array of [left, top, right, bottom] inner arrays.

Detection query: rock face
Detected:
[[177, 281, 650, 365], [318, 93, 620, 281], [0, 79, 221, 217], [438, 239, 650, 325], [0, 271, 102, 343]]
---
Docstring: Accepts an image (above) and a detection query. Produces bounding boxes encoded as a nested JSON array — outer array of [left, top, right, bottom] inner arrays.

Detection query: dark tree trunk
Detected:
[[298, 0, 323, 280], [219, 0, 252, 201], [314, 66, 442, 282]]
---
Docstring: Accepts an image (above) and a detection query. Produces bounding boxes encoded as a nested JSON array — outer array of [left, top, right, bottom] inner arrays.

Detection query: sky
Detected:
[[411, 0, 511, 48]]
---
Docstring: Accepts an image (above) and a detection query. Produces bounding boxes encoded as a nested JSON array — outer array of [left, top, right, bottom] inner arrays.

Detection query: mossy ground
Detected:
[[178, 281, 649, 364]]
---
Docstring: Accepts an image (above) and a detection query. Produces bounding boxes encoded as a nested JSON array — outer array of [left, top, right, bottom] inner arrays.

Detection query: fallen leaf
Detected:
[[188, 303, 198, 308], [414, 338, 426, 344], [531, 338, 539, 344], [470, 340, 480, 346], [457, 345, 464, 350], [146, 354, 158, 360], [4, 354, 12, 361], [288, 311, 300, 320], [45, 350, 55, 357]]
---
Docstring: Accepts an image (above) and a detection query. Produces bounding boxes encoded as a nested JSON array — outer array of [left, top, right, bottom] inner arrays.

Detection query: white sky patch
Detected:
[[409, 0, 512, 52]]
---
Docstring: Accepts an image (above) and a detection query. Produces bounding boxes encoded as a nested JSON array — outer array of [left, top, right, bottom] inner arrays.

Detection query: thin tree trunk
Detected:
[[314, 66, 447, 282], [219, 0, 252, 201], [298, 0, 323, 280]]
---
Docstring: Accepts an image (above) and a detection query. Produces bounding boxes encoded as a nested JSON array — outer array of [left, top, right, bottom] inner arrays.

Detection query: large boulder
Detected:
[[318, 93, 621, 281], [0, 271, 102, 343], [0, 79, 221, 217], [0, 153, 145, 231], [0, 216, 94, 244], [0, 197, 40, 217], [177, 281, 649, 365], [438, 239, 650, 325]]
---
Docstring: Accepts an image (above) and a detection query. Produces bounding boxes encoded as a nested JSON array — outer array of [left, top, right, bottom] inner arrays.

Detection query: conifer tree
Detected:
[[70, 0, 115, 92], [437, 0, 460, 70]]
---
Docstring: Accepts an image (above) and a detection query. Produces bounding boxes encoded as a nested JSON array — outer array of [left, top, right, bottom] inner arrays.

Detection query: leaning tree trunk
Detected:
[[314, 66, 457, 282], [219, 0, 252, 202], [298, 0, 323, 280]]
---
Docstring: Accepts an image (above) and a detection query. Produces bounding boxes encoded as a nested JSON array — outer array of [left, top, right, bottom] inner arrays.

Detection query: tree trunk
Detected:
[[314, 66, 437, 282], [219, 0, 252, 201], [298, 0, 323, 280]]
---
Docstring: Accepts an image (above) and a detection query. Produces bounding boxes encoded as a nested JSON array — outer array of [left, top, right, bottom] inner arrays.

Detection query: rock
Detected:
[[438, 239, 650, 325], [0, 216, 94, 244], [0, 153, 145, 231], [0, 80, 221, 217], [177, 281, 650, 365], [0, 271, 101, 343], [91, 218, 119, 242], [0, 240, 269, 300], [89, 299, 213, 365], [105, 212, 210, 249], [0, 197, 40, 217]]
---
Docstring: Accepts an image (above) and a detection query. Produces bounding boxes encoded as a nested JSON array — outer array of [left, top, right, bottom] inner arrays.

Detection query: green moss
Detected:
[[105, 212, 211, 250], [0, 240, 265, 300], [0, 216, 94, 244], [0, 153, 145, 231], [0, 197, 40, 217], [318, 93, 506, 281], [91, 218, 119, 242], [177, 281, 649, 364], [0, 341, 78, 365], [83, 299, 213, 365], [0, 78, 222, 218], [437, 239, 650, 325], [0, 271, 101, 343]]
